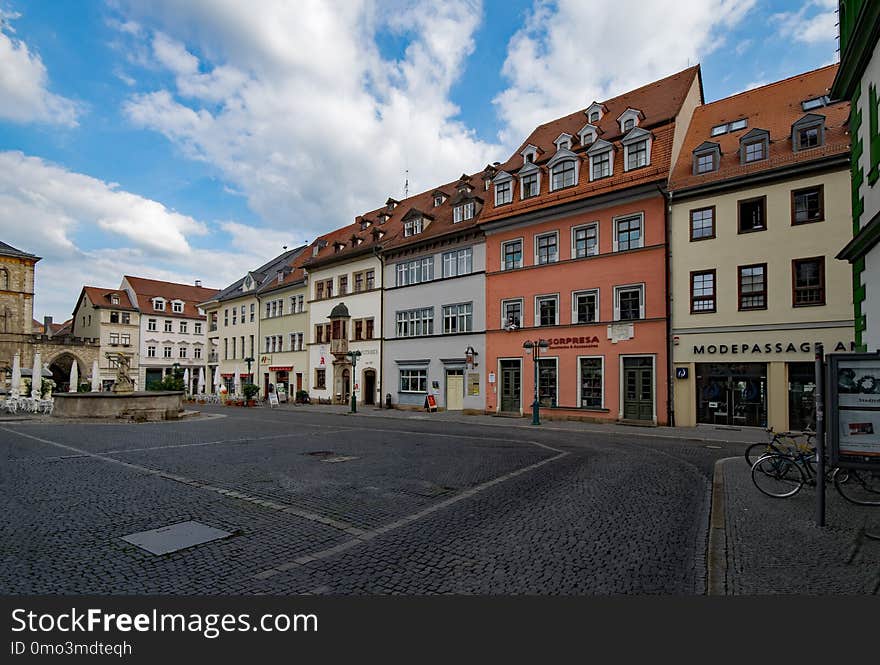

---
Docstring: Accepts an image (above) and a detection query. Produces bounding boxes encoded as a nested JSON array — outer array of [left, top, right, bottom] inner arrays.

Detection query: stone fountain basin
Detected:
[[52, 391, 185, 421]]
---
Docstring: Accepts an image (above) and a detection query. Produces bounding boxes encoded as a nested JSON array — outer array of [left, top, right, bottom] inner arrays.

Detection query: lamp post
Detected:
[[346, 350, 362, 413], [244, 356, 254, 385], [522, 339, 549, 425]]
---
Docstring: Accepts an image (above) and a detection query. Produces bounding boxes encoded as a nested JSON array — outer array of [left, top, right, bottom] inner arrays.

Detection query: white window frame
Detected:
[[442, 247, 473, 278], [442, 302, 473, 334], [179, 321, 188, 334], [549, 159, 577, 191], [193, 346, 202, 359], [403, 217, 423, 237], [171, 301, 184, 313], [501, 238, 524, 271], [147, 318, 157, 332], [613, 283, 646, 321], [572, 289, 600, 324], [577, 355, 605, 410], [147, 345, 156, 358], [163, 346, 173, 359], [495, 178, 513, 205], [520, 169, 540, 199], [153, 299, 165, 311], [399, 368, 428, 393], [194, 322, 202, 335], [589, 150, 613, 181], [164, 320, 173, 333], [612, 213, 644, 252], [453, 201, 475, 223], [501, 298, 524, 329], [624, 139, 650, 171], [572, 223, 599, 259], [534, 231, 559, 265], [534, 293, 560, 327]]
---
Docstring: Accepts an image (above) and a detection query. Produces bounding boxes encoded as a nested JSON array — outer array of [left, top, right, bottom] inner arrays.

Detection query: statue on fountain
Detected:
[[106, 352, 134, 394]]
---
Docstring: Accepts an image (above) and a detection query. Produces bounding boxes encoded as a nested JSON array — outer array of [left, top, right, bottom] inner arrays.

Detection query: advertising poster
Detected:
[[830, 355, 880, 466]]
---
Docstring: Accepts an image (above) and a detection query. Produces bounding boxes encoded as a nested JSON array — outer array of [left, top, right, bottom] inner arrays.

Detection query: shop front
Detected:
[[673, 329, 853, 430]]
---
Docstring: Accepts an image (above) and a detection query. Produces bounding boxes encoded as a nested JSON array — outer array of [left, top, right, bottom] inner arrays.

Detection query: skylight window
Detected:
[[802, 95, 830, 111], [711, 118, 748, 136]]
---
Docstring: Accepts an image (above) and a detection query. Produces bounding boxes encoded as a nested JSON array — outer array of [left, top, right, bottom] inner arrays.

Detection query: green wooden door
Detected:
[[500, 361, 521, 412], [623, 358, 654, 421]]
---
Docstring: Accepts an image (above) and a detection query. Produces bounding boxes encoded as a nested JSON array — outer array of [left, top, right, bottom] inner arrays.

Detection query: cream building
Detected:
[[669, 66, 853, 431], [200, 247, 304, 394], [305, 211, 391, 406], [120, 276, 218, 392], [256, 258, 310, 400], [71, 286, 141, 390], [0, 242, 40, 384]]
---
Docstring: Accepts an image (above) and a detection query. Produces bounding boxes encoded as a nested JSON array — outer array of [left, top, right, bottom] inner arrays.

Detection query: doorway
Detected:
[[342, 369, 351, 402], [696, 362, 767, 427], [622, 357, 654, 421], [446, 369, 464, 410], [499, 360, 521, 413], [363, 369, 376, 405]]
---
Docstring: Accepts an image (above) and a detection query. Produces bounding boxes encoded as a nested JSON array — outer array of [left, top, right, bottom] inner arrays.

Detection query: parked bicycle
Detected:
[[744, 427, 814, 468]]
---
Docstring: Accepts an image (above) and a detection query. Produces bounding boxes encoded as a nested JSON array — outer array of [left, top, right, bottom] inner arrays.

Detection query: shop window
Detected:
[[400, 368, 428, 393], [792, 257, 825, 306], [579, 357, 603, 409], [315, 368, 326, 389], [537, 358, 557, 407]]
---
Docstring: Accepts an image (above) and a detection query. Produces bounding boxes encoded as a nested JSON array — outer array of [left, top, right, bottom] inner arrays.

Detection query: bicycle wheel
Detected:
[[834, 468, 880, 506], [745, 442, 774, 468], [752, 454, 806, 498]]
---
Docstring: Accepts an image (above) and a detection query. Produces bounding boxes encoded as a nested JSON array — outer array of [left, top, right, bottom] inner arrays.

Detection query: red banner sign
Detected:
[[269, 366, 293, 371]]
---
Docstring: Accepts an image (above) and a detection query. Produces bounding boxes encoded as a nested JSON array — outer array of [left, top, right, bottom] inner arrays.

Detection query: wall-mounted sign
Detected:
[[694, 341, 854, 356], [488, 372, 496, 384], [676, 367, 689, 379], [548, 336, 600, 350], [829, 352, 880, 469], [468, 372, 480, 396]]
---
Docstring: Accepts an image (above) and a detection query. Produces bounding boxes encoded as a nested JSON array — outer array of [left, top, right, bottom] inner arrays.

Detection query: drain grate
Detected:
[[121, 521, 232, 555]]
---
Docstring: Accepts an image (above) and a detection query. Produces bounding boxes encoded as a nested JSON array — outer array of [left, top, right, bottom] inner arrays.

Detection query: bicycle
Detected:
[[833, 467, 880, 507], [744, 427, 814, 468]]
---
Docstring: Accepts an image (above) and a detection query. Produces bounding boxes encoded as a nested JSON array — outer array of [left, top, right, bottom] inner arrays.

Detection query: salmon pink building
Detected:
[[481, 66, 704, 424]]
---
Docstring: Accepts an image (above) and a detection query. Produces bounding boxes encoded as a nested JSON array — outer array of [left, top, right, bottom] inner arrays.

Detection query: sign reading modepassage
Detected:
[[693, 341, 854, 356], [828, 353, 880, 469]]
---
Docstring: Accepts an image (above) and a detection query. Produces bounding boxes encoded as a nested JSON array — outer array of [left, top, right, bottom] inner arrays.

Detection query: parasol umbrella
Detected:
[[183, 368, 190, 394], [233, 365, 242, 396], [91, 360, 101, 392], [198, 367, 206, 394], [213, 365, 221, 393], [10, 352, 21, 398], [69, 360, 78, 393], [31, 352, 41, 399]]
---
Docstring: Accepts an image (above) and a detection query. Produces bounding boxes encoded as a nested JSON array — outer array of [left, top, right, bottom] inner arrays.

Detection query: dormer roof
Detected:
[[586, 138, 615, 156], [620, 126, 653, 145]]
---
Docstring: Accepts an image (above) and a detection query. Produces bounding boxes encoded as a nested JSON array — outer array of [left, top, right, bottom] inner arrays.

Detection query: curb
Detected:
[[707, 457, 734, 595]]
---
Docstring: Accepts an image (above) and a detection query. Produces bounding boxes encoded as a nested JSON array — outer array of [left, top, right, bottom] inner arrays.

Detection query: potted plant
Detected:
[[242, 383, 259, 407]]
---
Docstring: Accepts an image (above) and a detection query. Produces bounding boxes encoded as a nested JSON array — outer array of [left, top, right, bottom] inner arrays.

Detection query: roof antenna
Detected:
[[404, 169, 409, 199]]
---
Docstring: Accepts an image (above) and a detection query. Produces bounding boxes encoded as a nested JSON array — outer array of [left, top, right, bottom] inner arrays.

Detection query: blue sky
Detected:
[[0, 0, 840, 318]]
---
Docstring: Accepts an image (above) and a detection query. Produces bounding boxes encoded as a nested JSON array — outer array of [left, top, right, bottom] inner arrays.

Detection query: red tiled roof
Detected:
[[81, 286, 137, 311], [669, 64, 849, 192], [480, 66, 700, 223], [123, 276, 220, 319]]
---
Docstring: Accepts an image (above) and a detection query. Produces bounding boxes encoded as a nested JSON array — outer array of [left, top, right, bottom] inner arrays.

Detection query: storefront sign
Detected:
[[269, 366, 293, 371], [694, 341, 853, 356], [829, 353, 880, 469], [260, 355, 271, 365], [548, 336, 600, 350], [468, 372, 480, 396]]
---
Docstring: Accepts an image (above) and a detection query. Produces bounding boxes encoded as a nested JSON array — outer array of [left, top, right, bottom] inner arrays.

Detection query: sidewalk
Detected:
[[712, 457, 880, 594], [277, 402, 771, 444]]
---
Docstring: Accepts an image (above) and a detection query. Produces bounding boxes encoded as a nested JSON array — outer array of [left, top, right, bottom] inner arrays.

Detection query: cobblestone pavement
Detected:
[[1, 407, 741, 594]]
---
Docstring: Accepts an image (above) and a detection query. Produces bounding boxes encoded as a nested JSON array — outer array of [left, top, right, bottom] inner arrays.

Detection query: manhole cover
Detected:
[[321, 455, 359, 463], [121, 521, 232, 555]]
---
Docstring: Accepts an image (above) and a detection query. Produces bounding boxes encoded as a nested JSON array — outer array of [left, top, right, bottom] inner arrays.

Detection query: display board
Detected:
[[828, 352, 880, 469]]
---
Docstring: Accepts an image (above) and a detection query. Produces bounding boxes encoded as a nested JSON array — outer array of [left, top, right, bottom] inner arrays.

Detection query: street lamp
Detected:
[[346, 350, 362, 413], [522, 339, 549, 425], [244, 356, 255, 385]]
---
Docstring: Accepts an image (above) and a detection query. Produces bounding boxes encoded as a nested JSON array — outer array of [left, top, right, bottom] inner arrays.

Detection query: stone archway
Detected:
[[47, 352, 86, 393]]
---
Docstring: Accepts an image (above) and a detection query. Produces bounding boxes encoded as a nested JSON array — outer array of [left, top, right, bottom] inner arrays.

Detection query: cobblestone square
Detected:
[[0, 407, 786, 594]]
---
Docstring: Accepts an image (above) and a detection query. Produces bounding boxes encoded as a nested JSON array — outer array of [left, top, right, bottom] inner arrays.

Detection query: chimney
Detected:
[[43, 316, 53, 338], [195, 280, 202, 287]]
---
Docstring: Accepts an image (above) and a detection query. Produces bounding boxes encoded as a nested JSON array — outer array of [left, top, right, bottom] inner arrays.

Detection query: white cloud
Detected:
[[0, 151, 269, 318], [493, 0, 757, 145], [0, 9, 79, 125], [114, 0, 499, 238], [772, 0, 838, 46]]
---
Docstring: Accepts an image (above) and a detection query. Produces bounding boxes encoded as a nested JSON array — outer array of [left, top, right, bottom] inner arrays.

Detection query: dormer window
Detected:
[[434, 195, 443, 207], [550, 159, 577, 190], [520, 144, 539, 166], [554, 133, 573, 151], [110, 295, 120, 305], [404, 217, 423, 237], [739, 128, 769, 164], [586, 101, 605, 124], [692, 141, 721, 175], [792, 114, 826, 152], [622, 128, 652, 172], [578, 123, 599, 146], [334, 241, 345, 253], [360, 219, 371, 230], [386, 198, 399, 211], [494, 172, 513, 206], [153, 298, 165, 311], [587, 139, 614, 181], [617, 108, 643, 134], [453, 201, 476, 223], [521, 170, 539, 199], [172, 301, 184, 313]]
